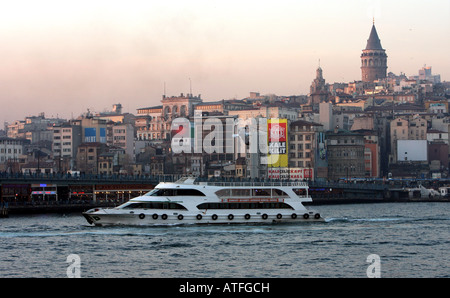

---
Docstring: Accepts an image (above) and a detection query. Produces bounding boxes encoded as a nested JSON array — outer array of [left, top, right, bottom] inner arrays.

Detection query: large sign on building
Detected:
[[267, 119, 288, 168], [397, 140, 427, 161], [268, 168, 313, 180], [84, 128, 96, 142], [84, 127, 106, 143]]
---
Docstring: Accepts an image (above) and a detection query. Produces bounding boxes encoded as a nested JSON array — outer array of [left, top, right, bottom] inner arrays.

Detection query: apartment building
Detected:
[[0, 137, 29, 166], [76, 143, 107, 174], [112, 123, 135, 159], [52, 123, 82, 170], [288, 120, 323, 172], [389, 115, 427, 164], [326, 128, 365, 180]]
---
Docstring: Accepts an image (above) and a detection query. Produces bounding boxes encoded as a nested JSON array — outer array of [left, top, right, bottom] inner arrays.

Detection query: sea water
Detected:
[[0, 202, 448, 278]]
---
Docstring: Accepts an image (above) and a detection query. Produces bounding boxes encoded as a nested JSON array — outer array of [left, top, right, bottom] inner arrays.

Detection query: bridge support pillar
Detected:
[[92, 185, 96, 203]]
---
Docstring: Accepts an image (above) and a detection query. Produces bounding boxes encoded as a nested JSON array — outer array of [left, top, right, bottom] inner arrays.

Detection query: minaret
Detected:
[[361, 21, 387, 82]]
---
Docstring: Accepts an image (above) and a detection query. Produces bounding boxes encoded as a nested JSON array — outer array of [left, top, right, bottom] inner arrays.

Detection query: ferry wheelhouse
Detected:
[[82, 177, 324, 226]]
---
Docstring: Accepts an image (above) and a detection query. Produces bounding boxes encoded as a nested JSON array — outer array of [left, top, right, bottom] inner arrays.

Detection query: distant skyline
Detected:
[[0, 0, 449, 124]]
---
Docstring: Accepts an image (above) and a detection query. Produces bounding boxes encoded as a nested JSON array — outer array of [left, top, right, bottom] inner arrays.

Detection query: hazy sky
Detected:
[[0, 0, 449, 124]]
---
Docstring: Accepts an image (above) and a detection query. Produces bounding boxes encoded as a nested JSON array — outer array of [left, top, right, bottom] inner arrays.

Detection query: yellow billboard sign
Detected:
[[267, 119, 288, 168]]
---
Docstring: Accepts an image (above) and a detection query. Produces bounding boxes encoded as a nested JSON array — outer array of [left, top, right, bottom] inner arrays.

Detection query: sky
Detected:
[[0, 0, 449, 124]]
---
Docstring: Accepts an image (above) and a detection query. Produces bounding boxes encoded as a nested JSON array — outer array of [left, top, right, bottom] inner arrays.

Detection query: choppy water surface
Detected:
[[1, 202, 448, 278]]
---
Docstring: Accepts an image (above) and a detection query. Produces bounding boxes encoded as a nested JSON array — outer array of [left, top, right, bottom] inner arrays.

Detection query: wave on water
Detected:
[[0, 223, 298, 239], [0, 227, 173, 238], [325, 217, 405, 223], [325, 215, 450, 224]]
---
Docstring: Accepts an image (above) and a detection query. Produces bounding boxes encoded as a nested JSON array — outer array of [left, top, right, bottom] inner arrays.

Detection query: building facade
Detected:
[[52, 122, 82, 171], [389, 117, 409, 163], [389, 115, 427, 164], [136, 93, 202, 141], [111, 123, 135, 159], [0, 137, 29, 171], [326, 128, 365, 180], [76, 143, 107, 174], [72, 117, 108, 144], [288, 120, 323, 171]]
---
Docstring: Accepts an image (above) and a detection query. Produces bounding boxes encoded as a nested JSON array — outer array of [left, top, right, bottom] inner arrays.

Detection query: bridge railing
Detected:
[[1, 172, 390, 189], [0, 172, 184, 183], [308, 181, 387, 190]]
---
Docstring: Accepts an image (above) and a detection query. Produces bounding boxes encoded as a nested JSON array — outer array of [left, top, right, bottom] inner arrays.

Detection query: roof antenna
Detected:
[[189, 78, 192, 96], [373, 17, 375, 25]]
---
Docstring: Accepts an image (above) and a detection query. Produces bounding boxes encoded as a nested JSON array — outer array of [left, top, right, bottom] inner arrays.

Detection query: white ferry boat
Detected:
[[82, 177, 324, 226]]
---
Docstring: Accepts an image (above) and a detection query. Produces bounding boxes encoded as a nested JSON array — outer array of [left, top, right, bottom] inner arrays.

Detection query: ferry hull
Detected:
[[82, 210, 324, 226]]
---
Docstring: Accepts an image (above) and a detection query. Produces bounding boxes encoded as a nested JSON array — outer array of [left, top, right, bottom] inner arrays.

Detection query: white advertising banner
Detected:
[[268, 168, 313, 180]]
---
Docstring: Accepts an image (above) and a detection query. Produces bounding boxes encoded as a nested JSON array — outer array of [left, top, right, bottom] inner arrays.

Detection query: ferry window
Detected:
[[123, 202, 187, 210], [215, 189, 231, 197], [146, 189, 205, 196], [123, 203, 145, 209], [231, 189, 251, 197], [293, 188, 307, 196], [196, 202, 293, 210], [252, 189, 271, 196], [144, 189, 158, 196], [272, 189, 289, 197], [148, 189, 175, 196], [168, 203, 188, 210], [176, 189, 205, 196]]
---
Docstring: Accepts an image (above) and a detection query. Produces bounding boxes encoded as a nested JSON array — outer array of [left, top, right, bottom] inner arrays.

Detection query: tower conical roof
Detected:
[[365, 24, 383, 50]]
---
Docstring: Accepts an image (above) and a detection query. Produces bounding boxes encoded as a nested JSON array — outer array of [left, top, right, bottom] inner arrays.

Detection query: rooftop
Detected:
[[365, 24, 384, 50], [290, 120, 323, 127]]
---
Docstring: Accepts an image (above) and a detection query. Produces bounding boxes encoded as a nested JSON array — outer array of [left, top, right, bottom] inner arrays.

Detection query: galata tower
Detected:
[[361, 21, 387, 82]]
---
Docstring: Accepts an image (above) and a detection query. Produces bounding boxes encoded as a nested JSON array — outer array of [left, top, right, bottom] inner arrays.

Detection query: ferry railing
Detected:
[[194, 181, 308, 187]]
